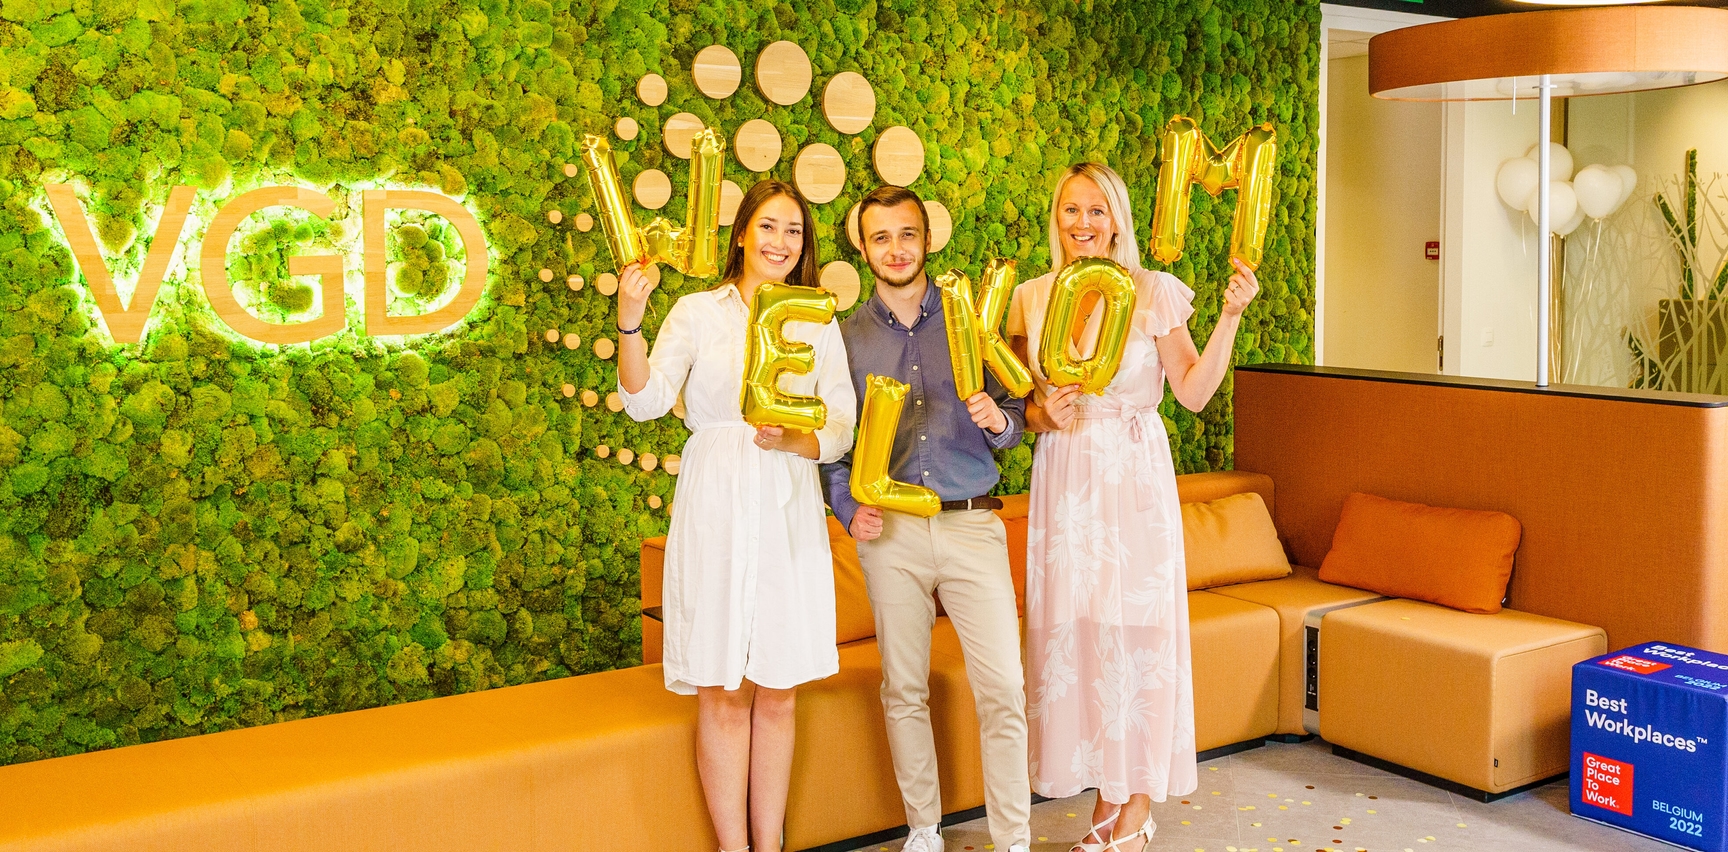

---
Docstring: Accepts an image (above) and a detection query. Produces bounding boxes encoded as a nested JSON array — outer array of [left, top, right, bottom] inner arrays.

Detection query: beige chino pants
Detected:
[[855, 508, 1031, 848]]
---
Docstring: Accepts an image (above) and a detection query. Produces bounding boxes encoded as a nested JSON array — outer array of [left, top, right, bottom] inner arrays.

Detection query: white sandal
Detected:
[[1102, 814, 1155, 852], [720, 846, 750, 852], [1071, 810, 1120, 852]]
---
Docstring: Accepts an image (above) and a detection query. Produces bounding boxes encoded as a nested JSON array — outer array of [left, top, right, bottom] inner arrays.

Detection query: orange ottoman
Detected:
[[1317, 598, 1606, 799]]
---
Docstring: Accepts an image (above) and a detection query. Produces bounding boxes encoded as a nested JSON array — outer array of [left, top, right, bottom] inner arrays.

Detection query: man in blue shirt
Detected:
[[821, 186, 1030, 852]]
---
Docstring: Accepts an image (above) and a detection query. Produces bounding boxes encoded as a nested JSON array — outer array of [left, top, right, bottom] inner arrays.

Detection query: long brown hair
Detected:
[[719, 179, 821, 289]]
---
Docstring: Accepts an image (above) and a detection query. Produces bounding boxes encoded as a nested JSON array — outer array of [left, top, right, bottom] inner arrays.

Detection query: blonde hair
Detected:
[[1047, 162, 1141, 272]]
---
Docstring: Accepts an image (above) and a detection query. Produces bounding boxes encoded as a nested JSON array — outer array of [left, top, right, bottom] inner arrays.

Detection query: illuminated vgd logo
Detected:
[[44, 183, 488, 345]]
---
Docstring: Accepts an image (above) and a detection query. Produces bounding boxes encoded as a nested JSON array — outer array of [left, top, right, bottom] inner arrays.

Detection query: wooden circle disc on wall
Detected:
[[693, 45, 742, 99], [823, 72, 876, 135], [594, 337, 616, 360], [567, 274, 584, 291], [845, 202, 862, 251], [734, 119, 782, 173], [547, 209, 563, 225], [596, 272, 619, 295], [615, 116, 639, 141], [925, 200, 953, 253], [664, 454, 682, 475], [663, 112, 704, 159], [756, 40, 813, 105], [719, 180, 744, 227], [617, 447, 635, 465], [793, 143, 846, 204], [637, 73, 668, 106], [544, 328, 559, 343], [634, 169, 672, 210], [562, 332, 581, 350], [821, 261, 862, 311], [561, 383, 575, 398], [575, 212, 594, 232], [648, 495, 662, 509], [640, 452, 658, 472], [563, 163, 578, 178], [605, 392, 624, 412], [581, 389, 599, 407], [873, 125, 925, 187]]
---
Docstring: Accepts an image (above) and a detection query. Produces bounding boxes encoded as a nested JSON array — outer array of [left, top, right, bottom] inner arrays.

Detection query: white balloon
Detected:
[[1525, 142, 1576, 181], [1610, 164, 1639, 211], [1526, 180, 1579, 232], [1573, 165, 1624, 219], [1557, 206, 1586, 237], [1496, 157, 1540, 212]]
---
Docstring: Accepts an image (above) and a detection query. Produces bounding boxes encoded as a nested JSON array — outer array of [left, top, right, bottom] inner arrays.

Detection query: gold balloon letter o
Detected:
[[1038, 257, 1138, 395]]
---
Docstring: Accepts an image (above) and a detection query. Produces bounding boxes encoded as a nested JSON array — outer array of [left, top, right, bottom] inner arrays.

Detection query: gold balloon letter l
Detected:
[[1149, 116, 1278, 271], [1038, 257, 1138, 395], [850, 374, 941, 518], [741, 283, 837, 431], [580, 130, 724, 277], [936, 259, 1034, 399]]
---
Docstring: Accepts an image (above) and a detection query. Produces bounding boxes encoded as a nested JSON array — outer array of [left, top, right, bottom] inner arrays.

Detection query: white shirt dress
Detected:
[[619, 283, 857, 694]]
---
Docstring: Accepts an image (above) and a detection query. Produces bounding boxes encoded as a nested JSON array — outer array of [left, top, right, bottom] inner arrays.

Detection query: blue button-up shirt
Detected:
[[820, 279, 1027, 531]]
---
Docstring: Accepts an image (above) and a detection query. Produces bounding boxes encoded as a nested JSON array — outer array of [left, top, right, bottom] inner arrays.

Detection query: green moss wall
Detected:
[[0, 0, 1318, 764]]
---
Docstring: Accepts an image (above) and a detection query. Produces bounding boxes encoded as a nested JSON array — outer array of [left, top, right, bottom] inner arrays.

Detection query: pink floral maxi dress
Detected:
[[1007, 267, 1200, 803]]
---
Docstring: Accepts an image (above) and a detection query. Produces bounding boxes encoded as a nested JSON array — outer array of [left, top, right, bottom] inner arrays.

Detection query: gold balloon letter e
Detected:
[[935, 259, 1033, 399], [850, 374, 941, 518], [741, 282, 837, 431], [580, 129, 725, 277], [1038, 257, 1138, 395], [1149, 116, 1279, 271]]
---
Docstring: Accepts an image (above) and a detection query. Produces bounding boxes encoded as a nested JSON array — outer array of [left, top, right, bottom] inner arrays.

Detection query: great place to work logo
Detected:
[[38, 181, 489, 346]]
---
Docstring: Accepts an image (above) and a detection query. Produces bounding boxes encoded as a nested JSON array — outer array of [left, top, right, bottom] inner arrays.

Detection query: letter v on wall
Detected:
[[44, 184, 198, 345]]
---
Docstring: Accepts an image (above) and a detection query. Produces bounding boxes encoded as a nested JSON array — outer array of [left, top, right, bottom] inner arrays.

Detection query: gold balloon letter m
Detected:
[[741, 283, 837, 431], [580, 129, 724, 277], [1149, 117, 1278, 271]]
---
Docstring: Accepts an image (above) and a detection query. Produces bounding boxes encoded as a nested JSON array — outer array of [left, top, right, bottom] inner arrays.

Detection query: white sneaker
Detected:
[[1009, 846, 1031, 852], [902, 825, 944, 852]]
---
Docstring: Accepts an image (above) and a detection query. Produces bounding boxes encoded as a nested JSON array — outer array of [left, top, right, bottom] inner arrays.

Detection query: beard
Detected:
[[868, 254, 927, 289]]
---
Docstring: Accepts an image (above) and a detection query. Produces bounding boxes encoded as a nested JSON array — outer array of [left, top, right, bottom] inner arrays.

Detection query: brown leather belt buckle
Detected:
[[939, 497, 1004, 512]]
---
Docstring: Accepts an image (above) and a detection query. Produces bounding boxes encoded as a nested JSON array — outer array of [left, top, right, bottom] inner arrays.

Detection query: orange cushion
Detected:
[[1182, 492, 1292, 590], [1319, 492, 1521, 614]]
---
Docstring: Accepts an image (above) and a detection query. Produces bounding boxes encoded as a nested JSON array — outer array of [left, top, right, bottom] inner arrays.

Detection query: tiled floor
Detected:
[[842, 738, 1674, 852]]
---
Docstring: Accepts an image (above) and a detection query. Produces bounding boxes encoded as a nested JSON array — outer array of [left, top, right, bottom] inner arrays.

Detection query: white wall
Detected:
[[1322, 54, 1442, 374], [1440, 99, 1541, 381]]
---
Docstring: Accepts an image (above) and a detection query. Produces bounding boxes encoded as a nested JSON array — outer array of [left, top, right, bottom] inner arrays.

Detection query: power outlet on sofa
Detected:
[[1303, 598, 1390, 736]]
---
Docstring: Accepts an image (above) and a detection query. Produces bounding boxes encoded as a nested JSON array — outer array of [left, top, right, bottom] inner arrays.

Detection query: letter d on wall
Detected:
[[364, 190, 488, 336], [741, 282, 836, 431], [850, 374, 940, 517]]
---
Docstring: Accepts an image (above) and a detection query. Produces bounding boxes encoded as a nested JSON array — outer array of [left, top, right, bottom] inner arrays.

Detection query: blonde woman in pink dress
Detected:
[[1006, 163, 1260, 852]]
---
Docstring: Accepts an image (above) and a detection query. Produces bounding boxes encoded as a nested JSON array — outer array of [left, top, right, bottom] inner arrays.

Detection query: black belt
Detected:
[[939, 496, 1003, 512]]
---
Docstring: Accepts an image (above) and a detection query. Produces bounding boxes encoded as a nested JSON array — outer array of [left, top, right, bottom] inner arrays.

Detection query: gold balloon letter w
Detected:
[[580, 130, 724, 277], [1149, 117, 1279, 271]]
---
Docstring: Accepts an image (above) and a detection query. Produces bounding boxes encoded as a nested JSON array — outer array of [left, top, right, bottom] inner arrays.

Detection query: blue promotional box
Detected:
[[1572, 643, 1728, 851]]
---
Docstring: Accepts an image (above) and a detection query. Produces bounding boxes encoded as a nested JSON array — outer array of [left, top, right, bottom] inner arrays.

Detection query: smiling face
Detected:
[[1055, 174, 1117, 264], [737, 194, 805, 286], [859, 199, 928, 288]]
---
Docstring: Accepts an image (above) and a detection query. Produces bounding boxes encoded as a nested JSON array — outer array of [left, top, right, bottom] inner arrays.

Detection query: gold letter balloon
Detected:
[[850, 374, 941, 517], [579, 129, 725, 277], [936, 259, 1034, 399], [741, 282, 838, 431], [1149, 116, 1279, 271], [1038, 257, 1138, 395]]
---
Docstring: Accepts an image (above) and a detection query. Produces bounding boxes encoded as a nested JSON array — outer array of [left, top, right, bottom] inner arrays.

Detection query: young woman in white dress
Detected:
[[1006, 163, 1259, 852], [616, 180, 856, 852]]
